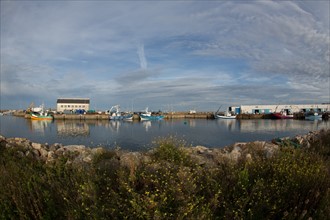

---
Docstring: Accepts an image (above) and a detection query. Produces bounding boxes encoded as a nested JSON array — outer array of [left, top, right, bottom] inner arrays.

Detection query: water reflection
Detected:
[[27, 120, 53, 133], [143, 121, 151, 132], [56, 120, 90, 137], [215, 119, 238, 131], [238, 119, 328, 133], [109, 120, 121, 132], [9, 116, 328, 150]]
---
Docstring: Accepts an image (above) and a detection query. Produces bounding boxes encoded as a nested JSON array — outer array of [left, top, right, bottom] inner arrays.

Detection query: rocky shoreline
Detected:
[[1, 129, 328, 168]]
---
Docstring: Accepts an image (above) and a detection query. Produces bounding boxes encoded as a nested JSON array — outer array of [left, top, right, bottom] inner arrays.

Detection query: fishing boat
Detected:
[[214, 105, 236, 119], [271, 111, 294, 119], [215, 111, 236, 119], [30, 111, 53, 120], [108, 105, 133, 120], [29, 104, 53, 120], [305, 112, 322, 120], [140, 114, 164, 121], [271, 106, 294, 119], [140, 107, 164, 121]]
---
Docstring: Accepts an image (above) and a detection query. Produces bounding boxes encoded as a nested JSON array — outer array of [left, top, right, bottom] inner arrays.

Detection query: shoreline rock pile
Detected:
[[0, 129, 328, 167]]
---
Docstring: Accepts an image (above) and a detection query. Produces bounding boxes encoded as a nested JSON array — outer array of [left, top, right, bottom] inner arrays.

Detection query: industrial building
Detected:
[[229, 104, 330, 115], [56, 98, 90, 112]]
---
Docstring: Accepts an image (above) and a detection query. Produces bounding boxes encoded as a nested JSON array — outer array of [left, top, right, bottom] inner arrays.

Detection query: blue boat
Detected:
[[140, 107, 164, 121], [305, 112, 322, 120], [140, 114, 164, 121], [108, 105, 133, 120]]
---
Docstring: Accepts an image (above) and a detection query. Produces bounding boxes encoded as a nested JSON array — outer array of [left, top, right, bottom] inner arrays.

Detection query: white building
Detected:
[[56, 98, 90, 112], [229, 104, 330, 114]]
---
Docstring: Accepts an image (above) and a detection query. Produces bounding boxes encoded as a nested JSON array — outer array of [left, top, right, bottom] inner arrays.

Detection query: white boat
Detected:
[[140, 107, 164, 120], [305, 112, 322, 120], [108, 105, 133, 120], [215, 105, 236, 119], [215, 112, 237, 119]]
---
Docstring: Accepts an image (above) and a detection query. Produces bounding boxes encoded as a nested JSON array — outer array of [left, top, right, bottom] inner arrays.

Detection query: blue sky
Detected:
[[1, 0, 329, 112]]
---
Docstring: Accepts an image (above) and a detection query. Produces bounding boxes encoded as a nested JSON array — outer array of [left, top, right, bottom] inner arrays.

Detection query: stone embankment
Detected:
[[1, 129, 328, 168]]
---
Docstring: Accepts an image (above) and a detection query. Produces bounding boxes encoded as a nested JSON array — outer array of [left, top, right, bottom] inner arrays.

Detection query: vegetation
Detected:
[[1, 131, 330, 219]]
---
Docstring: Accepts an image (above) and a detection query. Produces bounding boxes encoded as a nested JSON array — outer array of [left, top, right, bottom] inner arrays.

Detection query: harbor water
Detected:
[[1, 115, 329, 151]]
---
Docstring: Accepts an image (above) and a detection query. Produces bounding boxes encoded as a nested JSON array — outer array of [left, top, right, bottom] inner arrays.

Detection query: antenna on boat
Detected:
[[215, 105, 222, 114]]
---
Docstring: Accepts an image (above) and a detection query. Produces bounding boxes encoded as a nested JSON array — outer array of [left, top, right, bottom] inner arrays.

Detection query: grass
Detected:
[[0, 130, 329, 219]]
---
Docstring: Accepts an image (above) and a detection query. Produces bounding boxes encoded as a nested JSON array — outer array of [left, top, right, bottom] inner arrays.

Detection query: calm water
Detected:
[[1, 115, 329, 151]]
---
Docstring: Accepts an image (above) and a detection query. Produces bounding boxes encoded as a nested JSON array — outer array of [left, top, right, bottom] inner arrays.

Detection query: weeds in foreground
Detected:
[[1, 133, 330, 219]]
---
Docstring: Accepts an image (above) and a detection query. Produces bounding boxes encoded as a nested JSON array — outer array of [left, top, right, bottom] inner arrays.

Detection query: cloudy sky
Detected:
[[1, 0, 329, 112]]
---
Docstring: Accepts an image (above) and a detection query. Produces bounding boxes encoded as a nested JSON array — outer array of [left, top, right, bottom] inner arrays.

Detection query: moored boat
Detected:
[[305, 112, 322, 120], [214, 105, 236, 119], [29, 104, 53, 120], [140, 107, 164, 120], [215, 112, 236, 119], [271, 112, 294, 119], [271, 107, 294, 119], [30, 112, 53, 120], [108, 105, 133, 120], [140, 114, 164, 121]]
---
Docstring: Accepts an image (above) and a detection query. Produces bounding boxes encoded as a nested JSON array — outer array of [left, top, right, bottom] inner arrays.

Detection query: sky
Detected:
[[1, 0, 329, 112]]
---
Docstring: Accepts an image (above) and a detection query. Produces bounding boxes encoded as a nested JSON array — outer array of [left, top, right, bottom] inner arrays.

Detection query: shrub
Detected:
[[1, 133, 329, 219]]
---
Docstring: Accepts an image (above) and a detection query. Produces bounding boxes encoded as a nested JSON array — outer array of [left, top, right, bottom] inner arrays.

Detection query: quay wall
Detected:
[[53, 114, 110, 120], [22, 112, 215, 120], [16, 112, 329, 120]]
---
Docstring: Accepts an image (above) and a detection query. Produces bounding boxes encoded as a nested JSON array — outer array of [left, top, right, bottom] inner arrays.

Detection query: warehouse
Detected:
[[230, 104, 330, 114], [56, 98, 90, 112]]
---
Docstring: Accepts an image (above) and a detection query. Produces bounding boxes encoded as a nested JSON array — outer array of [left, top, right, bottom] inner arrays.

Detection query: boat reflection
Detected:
[[217, 119, 329, 133], [27, 120, 53, 133], [215, 119, 238, 131], [143, 121, 151, 132], [109, 120, 121, 132], [56, 120, 90, 137]]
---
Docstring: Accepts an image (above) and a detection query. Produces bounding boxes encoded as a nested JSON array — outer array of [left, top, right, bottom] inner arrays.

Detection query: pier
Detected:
[[11, 111, 329, 120], [19, 112, 215, 120]]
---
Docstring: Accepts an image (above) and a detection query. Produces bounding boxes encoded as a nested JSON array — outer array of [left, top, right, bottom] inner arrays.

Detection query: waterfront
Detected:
[[1, 115, 329, 151]]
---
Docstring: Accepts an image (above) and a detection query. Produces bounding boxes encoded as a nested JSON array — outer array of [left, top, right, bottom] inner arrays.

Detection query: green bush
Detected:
[[0, 134, 329, 219]]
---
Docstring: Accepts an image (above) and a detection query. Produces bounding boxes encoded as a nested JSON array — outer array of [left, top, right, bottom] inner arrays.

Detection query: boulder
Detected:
[[31, 142, 42, 150]]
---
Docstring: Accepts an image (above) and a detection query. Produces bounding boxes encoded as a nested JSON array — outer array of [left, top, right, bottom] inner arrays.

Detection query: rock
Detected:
[[83, 155, 93, 163], [32, 149, 41, 158], [264, 142, 279, 158], [64, 145, 87, 152], [32, 142, 42, 150], [47, 151, 56, 159], [39, 148, 49, 159], [0, 129, 328, 167], [225, 145, 242, 162], [246, 153, 252, 162], [49, 143, 62, 151], [194, 145, 212, 154], [91, 147, 105, 155], [120, 152, 142, 167]]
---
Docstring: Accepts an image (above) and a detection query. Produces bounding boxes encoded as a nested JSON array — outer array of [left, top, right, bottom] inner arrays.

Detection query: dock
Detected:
[[20, 112, 215, 120]]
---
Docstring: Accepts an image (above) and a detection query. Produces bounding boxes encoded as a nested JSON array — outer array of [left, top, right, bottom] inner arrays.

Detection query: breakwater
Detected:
[[1, 129, 328, 165], [22, 112, 215, 120], [14, 111, 330, 120], [1, 129, 329, 219]]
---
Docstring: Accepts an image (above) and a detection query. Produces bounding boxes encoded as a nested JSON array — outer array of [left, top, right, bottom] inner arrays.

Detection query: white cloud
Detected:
[[1, 1, 329, 110], [137, 44, 147, 69]]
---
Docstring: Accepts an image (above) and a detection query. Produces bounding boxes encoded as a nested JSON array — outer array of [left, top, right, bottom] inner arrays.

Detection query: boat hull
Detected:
[[140, 115, 164, 121], [31, 113, 53, 120], [215, 115, 236, 119], [305, 113, 322, 120], [110, 114, 133, 120], [271, 113, 294, 119]]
